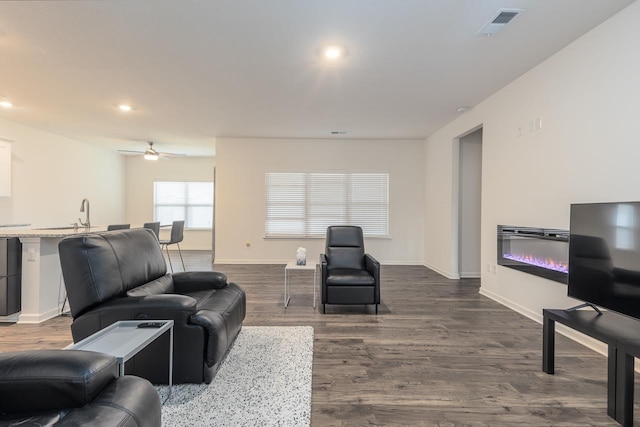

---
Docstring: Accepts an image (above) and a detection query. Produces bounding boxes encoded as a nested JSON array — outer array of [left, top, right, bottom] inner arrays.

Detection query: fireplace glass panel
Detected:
[[497, 226, 568, 284]]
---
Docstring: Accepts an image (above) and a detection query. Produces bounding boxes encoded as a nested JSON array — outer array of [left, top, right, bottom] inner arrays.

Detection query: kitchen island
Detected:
[[0, 226, 110, 323]]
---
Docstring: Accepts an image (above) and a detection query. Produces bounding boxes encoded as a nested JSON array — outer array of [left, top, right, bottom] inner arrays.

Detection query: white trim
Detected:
[[423, 262, 459, 279], [17, 307, 60, 324], [216, 259, 424, 265], [460, 272, 481, 278], [479, 287, 608, 357]]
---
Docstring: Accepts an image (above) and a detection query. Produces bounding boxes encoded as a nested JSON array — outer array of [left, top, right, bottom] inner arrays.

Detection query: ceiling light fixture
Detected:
[[456, 106, 471, 113], [324, 46, 342, 60], [143, 153, 159, 161], [118, 104, 132, 112], [0, 101, 13, 108]]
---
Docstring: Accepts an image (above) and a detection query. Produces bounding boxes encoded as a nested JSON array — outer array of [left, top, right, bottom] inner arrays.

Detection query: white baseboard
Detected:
[[423, 262, 459, 279], [479, 287, 608, 357], [460, 272, 481, 278], [215, 259, 286, 264], [215, 259, 425, 265], [17, 308, 60, 325]]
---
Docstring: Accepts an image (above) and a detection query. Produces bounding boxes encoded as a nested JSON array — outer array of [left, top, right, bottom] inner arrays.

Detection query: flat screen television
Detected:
[[569, 201, 640, 319]]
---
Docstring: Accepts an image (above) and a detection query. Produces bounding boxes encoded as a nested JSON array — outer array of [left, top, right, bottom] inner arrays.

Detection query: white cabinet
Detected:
[[0, 141, 10, 197]]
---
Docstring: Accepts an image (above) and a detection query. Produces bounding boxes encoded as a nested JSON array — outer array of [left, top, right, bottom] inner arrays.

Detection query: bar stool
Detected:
[[159, 220, 185, 272], [143, 221, 161, 240]]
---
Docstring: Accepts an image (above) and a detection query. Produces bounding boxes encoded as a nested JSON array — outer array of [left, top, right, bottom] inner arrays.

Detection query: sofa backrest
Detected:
[[59, 228, 168, 318], [325, 226, 365, 270]]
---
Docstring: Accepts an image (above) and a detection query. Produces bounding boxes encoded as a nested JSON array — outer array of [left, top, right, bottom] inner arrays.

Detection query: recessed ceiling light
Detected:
[[118, 104, 132, 112], [0, 101, 13, 108], [456, 106, 471, 113], [324, 46, 342, 60]]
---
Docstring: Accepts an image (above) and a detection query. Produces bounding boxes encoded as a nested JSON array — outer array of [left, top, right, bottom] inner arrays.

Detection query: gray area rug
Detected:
[[157, 326, 313, 427]]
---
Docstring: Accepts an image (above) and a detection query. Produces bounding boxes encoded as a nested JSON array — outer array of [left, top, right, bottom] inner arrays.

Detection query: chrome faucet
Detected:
[[79, 198, 90, 229]]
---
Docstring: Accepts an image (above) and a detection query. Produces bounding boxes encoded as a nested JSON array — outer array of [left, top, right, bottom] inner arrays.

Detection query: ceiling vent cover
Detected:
[[478, 8, 523, 35]]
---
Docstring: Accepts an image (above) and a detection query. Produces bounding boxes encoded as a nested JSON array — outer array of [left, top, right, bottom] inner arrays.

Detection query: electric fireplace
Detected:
[[497, 225, 569, 284]]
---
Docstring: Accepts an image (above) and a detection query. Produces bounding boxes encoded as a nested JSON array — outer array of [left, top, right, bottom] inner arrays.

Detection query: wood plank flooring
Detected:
[[0, 251, 632, 426]]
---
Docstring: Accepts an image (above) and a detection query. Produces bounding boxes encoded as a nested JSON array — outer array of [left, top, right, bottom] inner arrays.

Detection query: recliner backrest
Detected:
[[325, 226, 365, 270], [59, 228, 168, 318]]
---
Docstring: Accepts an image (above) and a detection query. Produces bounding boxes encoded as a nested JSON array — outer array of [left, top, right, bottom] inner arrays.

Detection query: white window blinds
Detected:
[[154, 181, 214, 228], [265, 172, 389, 237]]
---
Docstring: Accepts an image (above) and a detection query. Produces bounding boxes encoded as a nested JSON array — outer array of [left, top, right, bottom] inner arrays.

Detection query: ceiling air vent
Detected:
[[478, 8, 523, 36]]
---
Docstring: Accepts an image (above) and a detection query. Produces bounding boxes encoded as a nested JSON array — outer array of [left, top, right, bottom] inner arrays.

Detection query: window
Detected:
[[154, 181, 214, 228], [265, 172, 388, 237]]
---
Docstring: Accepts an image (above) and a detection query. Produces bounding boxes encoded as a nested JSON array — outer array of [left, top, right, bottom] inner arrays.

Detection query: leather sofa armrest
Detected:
[[365, 254, 381, 304], [71, 294, 197, 341], [172, 271, 228, 293], [0, 350, 118, 415], [62, 376, 161, 427], [320, 253, 328, 275], [365, 254, 380, 282]]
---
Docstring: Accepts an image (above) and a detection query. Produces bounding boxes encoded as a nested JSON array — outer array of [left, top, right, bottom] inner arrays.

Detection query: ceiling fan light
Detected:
[[324, 46, 342, 60], [144, 153, 159, 161]]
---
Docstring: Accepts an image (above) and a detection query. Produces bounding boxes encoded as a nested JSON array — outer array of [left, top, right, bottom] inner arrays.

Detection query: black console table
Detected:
[[543, 308, 640, 424], [615, 338, 640, 427]]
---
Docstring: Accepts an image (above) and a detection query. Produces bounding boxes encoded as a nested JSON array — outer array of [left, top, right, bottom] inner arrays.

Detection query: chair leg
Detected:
[[323, 304, 325, 314], [176, 243, 185, 271], [375, 304, 378, 315], [164, 245, 174, 273]]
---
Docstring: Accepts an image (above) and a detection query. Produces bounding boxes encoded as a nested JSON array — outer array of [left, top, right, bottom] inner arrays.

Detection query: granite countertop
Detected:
[[0, 226, 110, 238]]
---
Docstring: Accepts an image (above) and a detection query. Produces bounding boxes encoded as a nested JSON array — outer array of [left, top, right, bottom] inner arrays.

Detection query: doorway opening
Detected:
[[453, 127, 483, 278]]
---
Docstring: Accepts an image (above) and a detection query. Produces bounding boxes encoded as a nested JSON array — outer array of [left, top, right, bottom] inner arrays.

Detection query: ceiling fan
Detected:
[[117, 142, 185, 160]]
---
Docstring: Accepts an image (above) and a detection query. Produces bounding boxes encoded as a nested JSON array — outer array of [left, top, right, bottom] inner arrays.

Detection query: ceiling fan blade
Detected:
[[117, 150, 144, 155], [157, 152, 186, 157]]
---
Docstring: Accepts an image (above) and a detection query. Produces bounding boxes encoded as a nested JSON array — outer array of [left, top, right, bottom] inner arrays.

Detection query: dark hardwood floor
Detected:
[[0, 251, 631, 425]]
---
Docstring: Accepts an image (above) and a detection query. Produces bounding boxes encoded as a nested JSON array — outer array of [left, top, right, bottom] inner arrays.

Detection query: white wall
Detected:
[[125, 156, 215, 250], [424, 2, 640, 351], [0, 118, 125, 227], [215, 137, 425, 264]]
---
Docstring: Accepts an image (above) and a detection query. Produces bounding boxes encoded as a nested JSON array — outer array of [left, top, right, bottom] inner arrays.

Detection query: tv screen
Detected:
[[569, 202, 640, 319]]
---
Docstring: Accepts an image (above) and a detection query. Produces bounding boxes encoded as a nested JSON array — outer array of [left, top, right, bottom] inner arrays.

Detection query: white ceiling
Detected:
[[0, 0, 634, 156]]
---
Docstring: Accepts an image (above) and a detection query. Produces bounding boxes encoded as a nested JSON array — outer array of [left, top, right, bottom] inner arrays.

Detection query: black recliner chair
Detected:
[[320, 226, 380, 314], [58, 228, 246, 384], [0, 349, 161, 426]]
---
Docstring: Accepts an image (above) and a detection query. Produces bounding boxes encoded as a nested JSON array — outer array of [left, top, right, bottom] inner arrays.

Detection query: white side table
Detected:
[[284, 261, 317, 309]]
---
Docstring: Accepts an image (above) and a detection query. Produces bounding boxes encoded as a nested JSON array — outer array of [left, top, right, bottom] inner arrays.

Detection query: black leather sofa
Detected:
[[58, 228, 246, 384], [0, 349, 160, 426]]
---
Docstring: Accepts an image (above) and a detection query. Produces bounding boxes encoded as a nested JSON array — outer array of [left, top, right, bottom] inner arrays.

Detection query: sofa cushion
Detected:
[[326, 247, 365, 270], [326, 269, 375, 286], [127, 274, 175, 297]]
